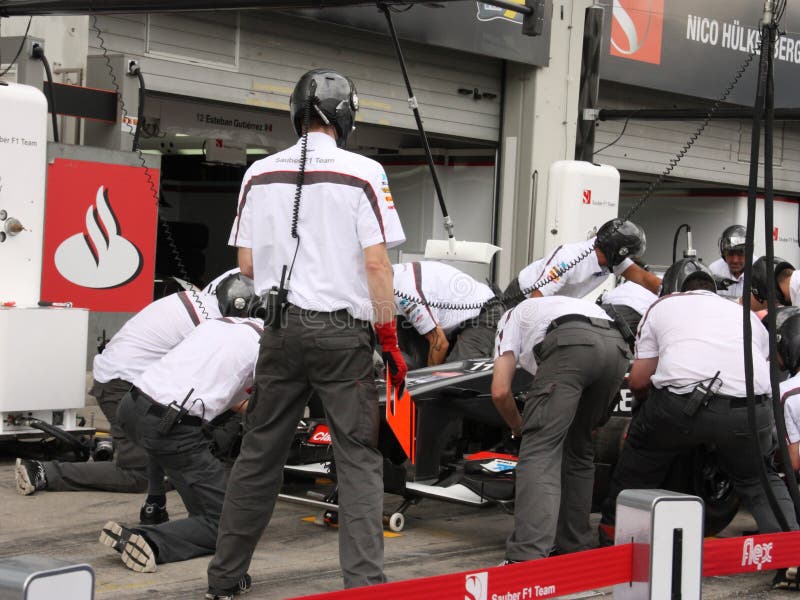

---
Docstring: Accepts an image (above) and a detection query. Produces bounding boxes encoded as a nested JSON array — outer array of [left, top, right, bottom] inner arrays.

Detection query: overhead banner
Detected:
[[41, 158, 159, 312], [297, 1, 553, 67], [600, 0, 800, 107]]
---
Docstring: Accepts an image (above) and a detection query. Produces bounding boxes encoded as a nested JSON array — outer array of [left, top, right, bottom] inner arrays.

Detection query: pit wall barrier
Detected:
[[291, 490, 800, 600]]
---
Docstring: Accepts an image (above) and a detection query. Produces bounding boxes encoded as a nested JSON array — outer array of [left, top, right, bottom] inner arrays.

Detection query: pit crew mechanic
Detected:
[[206, 68, 406, 599], [502, 218, 661, 307], [14, 276, 239, 523], [491, 295, 629, 562], [598, 258, 799, 581], [777, 310, 800, 472], [708, 224, 749, 299], [597, 279, 658, 350], [393, 260, 502, 369], [98, 307, 261, 574]]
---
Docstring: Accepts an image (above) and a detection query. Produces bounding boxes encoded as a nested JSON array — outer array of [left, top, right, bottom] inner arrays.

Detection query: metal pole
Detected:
[[575, 3, 603, 162]]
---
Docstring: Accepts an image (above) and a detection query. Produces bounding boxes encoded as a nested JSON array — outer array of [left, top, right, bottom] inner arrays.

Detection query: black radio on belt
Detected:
[[157, 388, 194, 435], [681, 371, 721, 417], [265, 265, 289, 330]]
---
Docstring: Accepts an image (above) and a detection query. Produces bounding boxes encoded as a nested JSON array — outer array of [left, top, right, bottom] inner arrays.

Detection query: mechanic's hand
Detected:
[[375, 320, 408, 394]]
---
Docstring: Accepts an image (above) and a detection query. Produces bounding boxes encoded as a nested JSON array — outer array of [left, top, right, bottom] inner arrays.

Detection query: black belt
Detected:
[[665, 388, 769, 409], [286, 304, 353, 318], [709, 393, 769, 409], [131, 386, 204, 427], [546, 314, 612, 335]]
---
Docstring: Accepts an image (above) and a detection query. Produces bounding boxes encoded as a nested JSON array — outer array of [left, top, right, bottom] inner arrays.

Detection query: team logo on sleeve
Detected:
[[381, 173, 395, 209]]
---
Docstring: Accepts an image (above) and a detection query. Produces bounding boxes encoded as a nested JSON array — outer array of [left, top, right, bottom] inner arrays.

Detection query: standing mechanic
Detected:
[[98, 311, 261, 574], [206, 68, 406, 599], [598, 258, 799, 587], [502, 218, 660, 308], [393, 260, 502, 369], [708, 224, 750, 299], [14, 276, 243, 521], [491, 295, 629, 562]]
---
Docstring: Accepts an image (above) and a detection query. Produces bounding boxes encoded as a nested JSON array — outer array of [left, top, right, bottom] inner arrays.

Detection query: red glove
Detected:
[[375, 320, 408, 393]]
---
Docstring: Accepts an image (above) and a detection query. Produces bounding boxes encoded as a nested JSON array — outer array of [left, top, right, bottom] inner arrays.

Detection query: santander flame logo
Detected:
[[610, 0, 663, 65], [54, 186, 143, 289], [465, 572, 488, 600]]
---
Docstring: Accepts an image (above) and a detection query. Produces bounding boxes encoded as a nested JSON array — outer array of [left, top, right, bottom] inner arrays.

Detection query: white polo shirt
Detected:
[[93, 291, 221, 384], [393, 261, 495, 335], [636, 290, 770, 396], [229, 132, 405, 321], [518, 237, 634, 298], [135, 317, 262, 421], [780, 372, 800, 444], [494, 296, 612, 376], [600, 280, 658, 316], [709, 257, 744, 299], [790, 270, 800, 306]]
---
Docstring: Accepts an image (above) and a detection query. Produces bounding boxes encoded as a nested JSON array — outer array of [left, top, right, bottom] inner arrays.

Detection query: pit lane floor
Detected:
[[0, 455, 797, 600]]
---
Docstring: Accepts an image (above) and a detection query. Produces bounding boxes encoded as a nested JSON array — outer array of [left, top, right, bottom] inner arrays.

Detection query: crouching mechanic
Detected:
[[393, 261, 502, 369], [778, 311, 800, 464], [501, 218, 660, 308], [598, 258, 799, 587], [491, 295, 629, 562], [98, 308, 261, 574], [14, 275, 244, 522], [597, 279, 658, 350], [750, 255, 798, 311]]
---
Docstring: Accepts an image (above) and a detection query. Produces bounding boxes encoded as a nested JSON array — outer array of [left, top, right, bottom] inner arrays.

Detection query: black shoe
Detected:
[[598, 521, 615, 548], [99, 521, 157, 573], [773, 567, 800, 590], [205, 574, 252, 599], [15, 458, 47, 496], [139, 502, 169, 525]]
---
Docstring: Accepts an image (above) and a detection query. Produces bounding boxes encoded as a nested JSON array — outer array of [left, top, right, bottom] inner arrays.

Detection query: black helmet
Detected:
[[290, 68, 359, 148], [595, 219, 647, 267], [765, 305, 800, 332], [778, 313, 800, 374], [215, 273, 255, 317], [719, 224, 746, 257], [751, 256, 794, 304], [660, 257, 716, 296]]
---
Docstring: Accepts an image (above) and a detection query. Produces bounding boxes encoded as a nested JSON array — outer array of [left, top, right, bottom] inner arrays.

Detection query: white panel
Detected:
[[0, 308, 88, 412], [620, 192, 800, 269], [596, 81, 800, 193], [0, 83, 47, 307], [543, 160, 621, 254], [89, 11, 502, 142]]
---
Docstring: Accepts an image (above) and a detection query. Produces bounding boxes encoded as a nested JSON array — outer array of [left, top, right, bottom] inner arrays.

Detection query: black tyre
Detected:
[[664, 447, 740, 536]]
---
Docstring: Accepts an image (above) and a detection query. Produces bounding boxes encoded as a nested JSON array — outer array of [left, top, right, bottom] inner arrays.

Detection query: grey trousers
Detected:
[[448, 299, 505, 362], [43, 378, 162, 494], [603, 387, 799, 534], [507, 321, 629, 561], [117, 390, 227, 563], [208, 308, 385, 591]]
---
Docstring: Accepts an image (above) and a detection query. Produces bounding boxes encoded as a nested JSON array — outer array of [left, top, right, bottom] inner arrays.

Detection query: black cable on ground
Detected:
[[27, 418, 88, 461]]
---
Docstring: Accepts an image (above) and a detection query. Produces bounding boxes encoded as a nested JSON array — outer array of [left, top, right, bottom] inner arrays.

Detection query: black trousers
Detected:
[[602, 387, 798, 534]]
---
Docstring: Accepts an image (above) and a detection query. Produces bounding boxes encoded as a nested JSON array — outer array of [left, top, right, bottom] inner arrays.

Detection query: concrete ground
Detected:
[[0, 388, 796, 598], [0, 451, 797, 600]]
